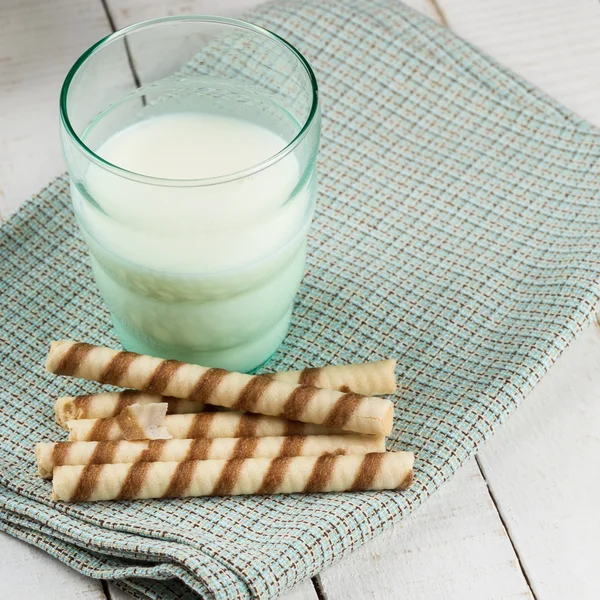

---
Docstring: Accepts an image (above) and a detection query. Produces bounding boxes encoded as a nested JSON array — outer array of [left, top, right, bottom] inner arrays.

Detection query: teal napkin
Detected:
[[2, 0, 600, 598]]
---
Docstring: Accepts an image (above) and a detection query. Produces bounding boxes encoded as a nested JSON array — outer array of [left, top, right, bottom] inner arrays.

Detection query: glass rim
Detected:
[[59, 15, 319, 187]]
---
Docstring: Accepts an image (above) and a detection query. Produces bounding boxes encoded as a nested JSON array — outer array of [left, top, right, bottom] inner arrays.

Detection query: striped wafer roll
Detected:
[[46, 341, 394, 435], [55, 391, 204, 427], [66, 411, 349, 441], [273, 359, 397, 395], [36, 435, 386, 479], [52, 451, 414, 501]]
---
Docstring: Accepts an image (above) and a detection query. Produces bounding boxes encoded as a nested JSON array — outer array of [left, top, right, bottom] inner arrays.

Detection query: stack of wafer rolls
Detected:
[[37, 340, 414, 502]]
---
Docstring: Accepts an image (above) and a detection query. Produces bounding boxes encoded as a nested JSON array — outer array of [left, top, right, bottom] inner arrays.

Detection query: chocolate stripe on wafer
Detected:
[[232, 437, 260, 458], [350, 452, 384, 491], [304, 454, 338, 492], [235, 413, 261, 437], [87, 416, 117, 441], [298, 367, 320, 387], [117, 461, 151, 500], [51, 442, 70, 468], [322, 393, 363, 429], [115, 390, 142, 415], [186, 438, 214, 461], [70, 463, 105, 502], [188, 367, 229, 403], [278, 435, 306, 457], [144, 359, 184, 394], [162, 460, 196, 498], [256, 456, 292, 494], [212, 458, 244, 496], [140, 440, 166, 462], [232, 375, 274, 412], [99, 351, 138, 385], [281, 386, 318, 421], [116, 408, 146, 440], [55, 342, 93, 376], [89, 440, 119, 466], [187, 413, 215, 438], [397, 470, 414, 491], [284, 420, 308, 435]]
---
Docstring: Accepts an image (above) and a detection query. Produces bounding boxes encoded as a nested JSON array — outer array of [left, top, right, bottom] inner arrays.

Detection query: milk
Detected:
[[72, 111, 316, 372]]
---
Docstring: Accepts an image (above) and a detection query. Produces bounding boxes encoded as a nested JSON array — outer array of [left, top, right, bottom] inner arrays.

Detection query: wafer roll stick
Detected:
[[66, 411, 350, 441], [55, 391, 204, 427], [46, 341, 394, 435], [36, 434, 385, 479], [52, 451, 414, 501], [272, 359, 397, 395]]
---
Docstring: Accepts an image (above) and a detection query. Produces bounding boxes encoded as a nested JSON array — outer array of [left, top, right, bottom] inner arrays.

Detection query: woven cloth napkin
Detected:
[[2, 0, 600, 598]]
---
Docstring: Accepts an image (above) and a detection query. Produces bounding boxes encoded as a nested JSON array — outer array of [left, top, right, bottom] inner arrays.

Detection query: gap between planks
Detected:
[[475, 456, 537, 600], [312, 577, 328, 600], [99, 0, 145, 101], [427, 0, 449, 26]]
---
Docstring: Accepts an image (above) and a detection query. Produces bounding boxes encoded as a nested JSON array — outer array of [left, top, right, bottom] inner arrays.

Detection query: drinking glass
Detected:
[[60, 16, 320, 373]]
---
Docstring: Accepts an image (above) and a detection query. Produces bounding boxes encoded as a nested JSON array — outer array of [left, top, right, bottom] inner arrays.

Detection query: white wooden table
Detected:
[[1, 1, 599, 598]]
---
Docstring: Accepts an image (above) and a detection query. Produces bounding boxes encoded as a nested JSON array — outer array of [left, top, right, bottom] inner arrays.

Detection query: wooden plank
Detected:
[[107, 0, 439, 29], [0, 0, 114, 595], [0, 530, 107, 600], [435, 1, 600, 597], [0, 0, 113, 220], [107, 0, 271, 26], [318, 460, 533, 599], [477, 320, 600, 599], [437, 0, 600, 124]]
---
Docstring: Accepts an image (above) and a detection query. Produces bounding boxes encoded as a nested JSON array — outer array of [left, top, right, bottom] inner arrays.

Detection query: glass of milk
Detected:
[[60, 16, 320, 373]]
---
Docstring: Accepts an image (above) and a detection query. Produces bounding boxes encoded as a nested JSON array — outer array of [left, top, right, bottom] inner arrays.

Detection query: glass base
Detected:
[[112, 306, 293, 374]]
